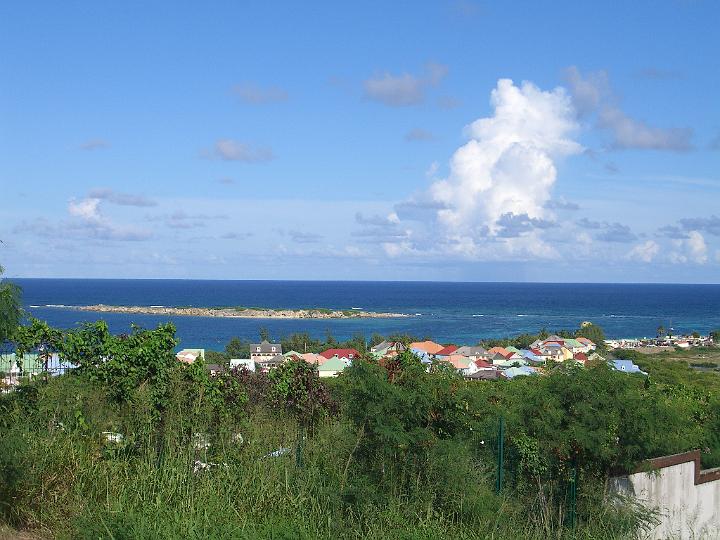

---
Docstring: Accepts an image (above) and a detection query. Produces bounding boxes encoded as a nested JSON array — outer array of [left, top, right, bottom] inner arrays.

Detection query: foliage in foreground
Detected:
[[3, 320, 718, 538]]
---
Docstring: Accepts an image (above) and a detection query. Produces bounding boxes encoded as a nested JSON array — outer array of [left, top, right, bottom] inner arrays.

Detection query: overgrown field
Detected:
[[1, 321, 719, 539]]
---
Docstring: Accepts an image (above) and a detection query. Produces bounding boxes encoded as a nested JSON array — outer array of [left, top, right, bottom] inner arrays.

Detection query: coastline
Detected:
[[48, 304, 409, 319]]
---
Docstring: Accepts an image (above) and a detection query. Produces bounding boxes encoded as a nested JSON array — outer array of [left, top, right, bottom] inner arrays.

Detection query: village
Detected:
[[4, 330, 718, 391], [175, 333, 649, 380]]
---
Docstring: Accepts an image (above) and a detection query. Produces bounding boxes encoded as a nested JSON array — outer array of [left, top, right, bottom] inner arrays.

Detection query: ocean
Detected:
[[11, 279, 720, 351]]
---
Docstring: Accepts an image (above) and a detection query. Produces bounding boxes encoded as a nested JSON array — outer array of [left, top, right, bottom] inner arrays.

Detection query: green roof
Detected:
[[318, 357, 347, 371]]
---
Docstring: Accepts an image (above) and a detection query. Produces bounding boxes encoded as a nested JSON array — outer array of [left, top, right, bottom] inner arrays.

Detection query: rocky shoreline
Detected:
[[55, 304, 409, 319]]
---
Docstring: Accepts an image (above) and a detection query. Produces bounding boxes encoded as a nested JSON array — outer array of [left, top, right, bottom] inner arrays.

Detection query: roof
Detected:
[[300, 352, 326, 365], [576, 337, 595, 345], [435, 345, 459, 356], [319, 348, 361, 360], [455, 346, 488, 356], [611, 359, 647, 375], [466, 370, 501, 380], [487, 346, 510, 357], [474, 359, 495, 369], [409, 341, 445, 355], [446, 354, 471, 369], [370, 340, 392, 352], [318, 357, 347, 372], [574, 352, 588, 361], [503, 366, 537, 379], [564, 338, 583, 348], [250, 341, 282, 354]]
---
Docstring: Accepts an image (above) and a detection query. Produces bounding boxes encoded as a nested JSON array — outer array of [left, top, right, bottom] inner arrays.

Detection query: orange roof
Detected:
[[446, 354, 471, 369], [576, 337, 594, 345], [487, 346, 510, 357], [409, 341, 445, 355]]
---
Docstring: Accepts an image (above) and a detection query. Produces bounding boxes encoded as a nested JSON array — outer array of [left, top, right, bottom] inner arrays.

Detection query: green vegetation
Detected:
[[0, 265, 22, 343], [3, 316, 720, 538]]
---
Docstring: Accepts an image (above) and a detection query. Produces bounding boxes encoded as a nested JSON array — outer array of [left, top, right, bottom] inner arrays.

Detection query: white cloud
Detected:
[[374, 78, 582, 262], [670, 230, 708, 264], [212, 139, 274, 162], [363, 62, 448, 107], [627, 240, 660, 263], [69, 198, 101, 221], [427, 79, 581, 237]]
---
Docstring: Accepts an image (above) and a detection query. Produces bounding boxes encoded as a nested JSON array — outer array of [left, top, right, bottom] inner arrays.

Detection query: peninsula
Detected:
[[55, 304, 409, 319]]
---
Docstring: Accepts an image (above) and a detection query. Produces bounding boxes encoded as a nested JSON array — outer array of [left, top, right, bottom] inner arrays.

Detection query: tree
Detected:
[[711, 330, 720, 344], [0, 265, 22, 343], [576, 323, 606, 348], [657, 325, 666, 338], [691, 331, 700, 338], [225, 337, 250, 359], [259, 327, 271, 342], [14, 318, 64, 375]]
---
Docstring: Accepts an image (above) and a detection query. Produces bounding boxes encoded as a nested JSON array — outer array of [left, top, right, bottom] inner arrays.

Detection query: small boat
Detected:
[[351, 307, 362, 310]]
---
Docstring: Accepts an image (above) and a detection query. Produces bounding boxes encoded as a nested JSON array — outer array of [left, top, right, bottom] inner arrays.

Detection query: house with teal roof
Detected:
[[317, 356, 347, 378]]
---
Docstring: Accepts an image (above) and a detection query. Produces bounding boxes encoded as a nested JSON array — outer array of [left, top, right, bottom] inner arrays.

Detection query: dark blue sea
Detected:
[[11, 279, 720, 351]]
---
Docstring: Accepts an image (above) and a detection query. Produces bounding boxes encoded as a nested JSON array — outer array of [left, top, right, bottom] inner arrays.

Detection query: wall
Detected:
[[610, 450, 720, 539]]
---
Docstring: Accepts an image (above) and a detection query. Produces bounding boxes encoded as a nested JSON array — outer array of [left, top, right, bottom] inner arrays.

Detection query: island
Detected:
[[51, 304, 409, 319]]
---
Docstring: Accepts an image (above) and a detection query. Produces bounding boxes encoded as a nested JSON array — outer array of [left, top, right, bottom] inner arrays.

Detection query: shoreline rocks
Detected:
[[52, 304, 409, 319]]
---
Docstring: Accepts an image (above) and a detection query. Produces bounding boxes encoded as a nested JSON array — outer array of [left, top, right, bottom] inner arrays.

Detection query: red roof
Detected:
[[435, 345, 458, 356], [474, 359, 494, 369], [320, 348, 361, 360], [574, 352, 588, 361]]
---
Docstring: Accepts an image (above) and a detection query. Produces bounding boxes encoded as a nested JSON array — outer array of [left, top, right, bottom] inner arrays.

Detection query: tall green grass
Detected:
[[0, 375, 648, 539]]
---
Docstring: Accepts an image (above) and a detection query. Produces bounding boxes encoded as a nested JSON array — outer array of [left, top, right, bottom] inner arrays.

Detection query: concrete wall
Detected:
[[610, 451, 720, 539]]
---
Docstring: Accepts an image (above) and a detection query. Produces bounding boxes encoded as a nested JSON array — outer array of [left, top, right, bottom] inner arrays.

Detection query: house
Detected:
[[300, 352, 326, 365], [250, 340, 282, 362], [487, 346, 511, 358], [465, 358, 496, 376], [445, 354, 472, 371], [519, 349, 543, 364], [503, 366, 538, 379], [465, 370, 502, 381], [320, 348, 361, 364], [410, 349, 434, 365], [317, 357, 347, 378], [576, 337, 596, 351], [205, 364, 226, 376], [611, 359, 647, 375], [176, 349, 205, 364], [229, 358, 256, 372], [435, 345, 459, 357], [454, 346, 489, 360], [408, 341, 445, 355], [573, 352, 588, 364], [255, 354, 285, 372]]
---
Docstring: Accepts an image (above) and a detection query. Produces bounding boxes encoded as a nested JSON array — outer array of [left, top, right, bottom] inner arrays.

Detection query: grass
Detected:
[[0, 373, 651, 539]]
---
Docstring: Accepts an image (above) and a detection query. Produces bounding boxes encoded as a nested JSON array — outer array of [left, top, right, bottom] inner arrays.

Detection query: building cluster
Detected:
[[605, 333, 715, 351], [173, 335, 639, 381]]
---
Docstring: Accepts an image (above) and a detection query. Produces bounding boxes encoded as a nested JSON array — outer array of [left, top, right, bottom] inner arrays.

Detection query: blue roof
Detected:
[[410, 349, 433, 364], [503, 366, 537, 379], [519, 349, 543, 362], [611, 359, 647, 375]]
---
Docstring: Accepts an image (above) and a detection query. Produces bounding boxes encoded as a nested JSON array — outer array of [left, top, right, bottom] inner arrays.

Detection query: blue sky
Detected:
[[1, 1, 719, 282]]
